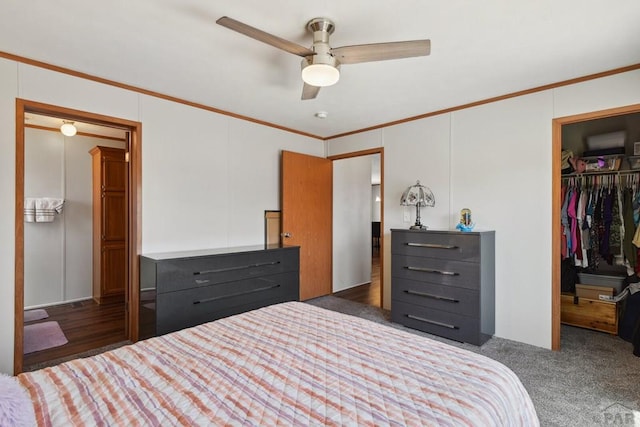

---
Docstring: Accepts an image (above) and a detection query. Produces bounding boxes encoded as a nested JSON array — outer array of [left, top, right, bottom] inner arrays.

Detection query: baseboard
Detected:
[[24, 297, 93, 311]]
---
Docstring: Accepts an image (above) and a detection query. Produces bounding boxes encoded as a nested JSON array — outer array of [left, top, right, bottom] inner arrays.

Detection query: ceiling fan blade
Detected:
[[332, 40, 430, 65], [301, 83, 321, 100], [216, 16, 315, 58]]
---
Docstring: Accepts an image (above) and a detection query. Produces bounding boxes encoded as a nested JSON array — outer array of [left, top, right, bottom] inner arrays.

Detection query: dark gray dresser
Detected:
[[391, 229, 495, 345], [139, 244, 299, 338]]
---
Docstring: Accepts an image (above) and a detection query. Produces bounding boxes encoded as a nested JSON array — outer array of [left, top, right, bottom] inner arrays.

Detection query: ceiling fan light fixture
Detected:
[[60, 121, 77, 137], [302, 63, 340, 87]]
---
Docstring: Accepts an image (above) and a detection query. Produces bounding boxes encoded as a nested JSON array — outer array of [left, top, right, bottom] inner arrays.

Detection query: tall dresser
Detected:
[[140, 244, 299, 338], [391, 229, 495, 345]]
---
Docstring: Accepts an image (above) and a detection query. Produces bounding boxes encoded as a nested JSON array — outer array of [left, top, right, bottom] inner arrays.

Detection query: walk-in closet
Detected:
[[560, 110, 640, 354]]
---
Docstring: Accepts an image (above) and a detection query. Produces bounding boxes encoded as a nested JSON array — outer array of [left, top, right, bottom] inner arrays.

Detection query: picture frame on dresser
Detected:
[[390, 229, 495, 345]]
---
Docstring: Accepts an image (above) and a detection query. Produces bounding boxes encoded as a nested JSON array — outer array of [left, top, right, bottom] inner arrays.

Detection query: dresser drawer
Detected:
[[392, 231, 480, 262], [156, 271, 299, 334], [392, 278, 479, 317], [152, 249, 298, 293], [391, 300, 483, 344], [392, 254, 480, 290]]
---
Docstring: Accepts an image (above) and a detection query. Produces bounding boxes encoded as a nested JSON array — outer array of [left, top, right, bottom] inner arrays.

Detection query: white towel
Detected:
[[34, 198, 64, 222], [24, 198, 36, 222]]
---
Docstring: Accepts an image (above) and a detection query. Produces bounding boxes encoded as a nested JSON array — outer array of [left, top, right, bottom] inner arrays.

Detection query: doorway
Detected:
[[329, 148, 384, 309], [14, 99, 142, 374], [552, 103, 640, 350]]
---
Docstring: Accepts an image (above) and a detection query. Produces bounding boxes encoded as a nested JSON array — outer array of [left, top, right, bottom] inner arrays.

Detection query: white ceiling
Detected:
[[2, 1, 640, 138]]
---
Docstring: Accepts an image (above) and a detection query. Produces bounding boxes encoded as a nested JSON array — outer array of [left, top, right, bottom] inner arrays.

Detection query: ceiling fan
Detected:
[[216, 16, 431, 100]]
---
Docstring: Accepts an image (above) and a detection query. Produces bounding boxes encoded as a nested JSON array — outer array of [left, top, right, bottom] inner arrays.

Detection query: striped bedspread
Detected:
[[18, 302, 539, 426]]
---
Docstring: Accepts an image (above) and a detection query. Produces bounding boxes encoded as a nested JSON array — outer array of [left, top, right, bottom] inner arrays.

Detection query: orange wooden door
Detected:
[[282, 151, 332, 300]]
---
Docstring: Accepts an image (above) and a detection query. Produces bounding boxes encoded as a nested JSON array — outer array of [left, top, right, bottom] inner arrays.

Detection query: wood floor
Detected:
[[333, 248, 381, 307], [23, 299, 126, 370]]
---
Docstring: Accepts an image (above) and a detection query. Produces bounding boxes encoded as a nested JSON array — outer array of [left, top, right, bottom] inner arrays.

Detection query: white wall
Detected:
[[333, 156, 372, 292], [0, 58, 323, 374], [0, 59, 19, 375], [450, 91, 554, 347], [23, 128, 125, 308], [24, 128, 64, 306], [371, 184, 381, 222], [327, 69, 640, 350]]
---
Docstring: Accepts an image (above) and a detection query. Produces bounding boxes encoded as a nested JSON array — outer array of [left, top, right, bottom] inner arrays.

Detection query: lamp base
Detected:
[[409, 224, 428, 231]]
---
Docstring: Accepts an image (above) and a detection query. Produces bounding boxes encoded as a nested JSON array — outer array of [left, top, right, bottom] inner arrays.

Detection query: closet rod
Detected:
[[562, 170, 640, 179]]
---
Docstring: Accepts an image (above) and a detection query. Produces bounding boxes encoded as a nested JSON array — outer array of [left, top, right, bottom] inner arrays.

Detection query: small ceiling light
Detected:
[[60, 121, 77, 137], [301, 49, 340, 87], [315, 111, 328, 119], [302, 63, 340, 87]]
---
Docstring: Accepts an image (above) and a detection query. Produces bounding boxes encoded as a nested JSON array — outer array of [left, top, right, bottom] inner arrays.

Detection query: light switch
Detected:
[[403, 208, 411, 222]]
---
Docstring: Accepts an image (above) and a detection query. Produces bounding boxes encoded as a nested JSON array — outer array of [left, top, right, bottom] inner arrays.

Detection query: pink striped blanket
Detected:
[[18, 302, 538, 426]]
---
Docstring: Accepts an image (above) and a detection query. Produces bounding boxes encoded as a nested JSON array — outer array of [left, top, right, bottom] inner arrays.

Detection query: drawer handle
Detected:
[[404, 289, 459, 303], [193, 283, 281, 304], [194, 261, 281, 275], [406, 243, 459, 250], [406, 314, 459, 330], [405, 266, 459, 276], [194, 279, 210, 285]]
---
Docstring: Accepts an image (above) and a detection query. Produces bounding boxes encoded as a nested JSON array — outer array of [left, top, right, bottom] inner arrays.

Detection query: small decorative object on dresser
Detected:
[[139, 244, 300, 338], [456, 207, 475, 232], [391, 229, 495, 345]]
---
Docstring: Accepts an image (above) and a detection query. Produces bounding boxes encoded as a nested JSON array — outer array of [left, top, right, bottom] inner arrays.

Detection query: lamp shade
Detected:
[[60, 121, 77, 137], [400, 180, 435, 207]]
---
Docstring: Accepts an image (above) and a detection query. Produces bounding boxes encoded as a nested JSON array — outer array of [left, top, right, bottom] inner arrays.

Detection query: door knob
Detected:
[[282, 232, 292, 238]]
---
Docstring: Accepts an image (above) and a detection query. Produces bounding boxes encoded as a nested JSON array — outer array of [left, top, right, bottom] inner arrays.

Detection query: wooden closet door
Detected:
[[91, 146, 127, 303]]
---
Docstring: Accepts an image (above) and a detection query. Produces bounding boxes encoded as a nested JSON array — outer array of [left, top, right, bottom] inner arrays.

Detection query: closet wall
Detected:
[[24, 127, 125, 307]]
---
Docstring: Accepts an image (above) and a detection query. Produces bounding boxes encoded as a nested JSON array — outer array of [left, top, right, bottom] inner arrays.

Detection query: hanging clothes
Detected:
[[561, 172, 640, 274]]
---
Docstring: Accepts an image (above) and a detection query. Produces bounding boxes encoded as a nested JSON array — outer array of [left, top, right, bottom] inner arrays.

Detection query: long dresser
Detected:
[[391, 229, 495, 345], [139, 244, 299, 339]]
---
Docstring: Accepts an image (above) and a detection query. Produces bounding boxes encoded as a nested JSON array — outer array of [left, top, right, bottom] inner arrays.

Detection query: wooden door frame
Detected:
[[14, 99, 142, 374], [328, 148, 385, 308], [551, 103, 640, 350]]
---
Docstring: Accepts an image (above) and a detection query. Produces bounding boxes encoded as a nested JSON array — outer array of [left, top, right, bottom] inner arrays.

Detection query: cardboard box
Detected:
[[575, 284, 614, 300]]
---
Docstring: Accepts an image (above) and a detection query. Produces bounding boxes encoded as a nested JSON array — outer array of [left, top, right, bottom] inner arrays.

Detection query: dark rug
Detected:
[[23, 321, 68, 354], [23, 309, 48, 322]]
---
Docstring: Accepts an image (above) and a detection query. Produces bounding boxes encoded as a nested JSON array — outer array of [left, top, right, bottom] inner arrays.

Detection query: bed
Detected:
[[15, 302, 538, 426]]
